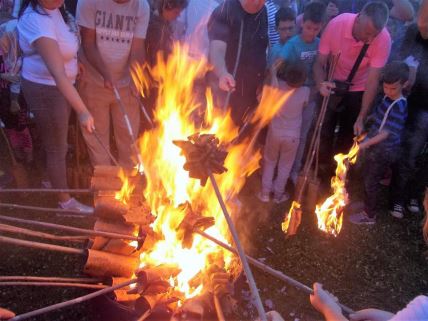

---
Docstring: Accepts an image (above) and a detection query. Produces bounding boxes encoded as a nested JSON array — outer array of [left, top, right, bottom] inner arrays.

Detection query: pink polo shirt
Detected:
[[319, 13, 391, 92]]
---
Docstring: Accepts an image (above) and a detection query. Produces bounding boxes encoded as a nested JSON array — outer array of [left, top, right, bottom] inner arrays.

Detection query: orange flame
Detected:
[[129, 44, 290, 300], [115, 169, 135, 205], [315, 139, 360, 236], [282, 201, 301, 234]]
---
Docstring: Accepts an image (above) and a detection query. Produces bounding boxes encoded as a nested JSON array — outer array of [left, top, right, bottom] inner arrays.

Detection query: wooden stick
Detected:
[[0, 188, 93, 194], [0, 223, 87, 242], [92, 130, 120, 167], [195, 230, 355, 315], [0, 276, 105, 283], [213, 294, 226, 321], [0, 282, 107, 290], [0, 202, 93, 215], [0, 235, 85, 255], [0, 214, 143, 242], [208, 172, 267, 321], [8, 278, 138, 321]]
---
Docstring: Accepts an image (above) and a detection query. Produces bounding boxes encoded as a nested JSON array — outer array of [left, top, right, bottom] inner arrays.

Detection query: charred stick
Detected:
[[8, 278, 138, 321], [0, 202, 93, 215], [195, 230, 354, 315], [0, 188, 92, 194], [208, 172, 267, 321], [0, 282, 108, 290], [92, 130, 120, 167], [0, 223, 86, 242], [0, 214, 143, 242], [0, 276, 105, 283]]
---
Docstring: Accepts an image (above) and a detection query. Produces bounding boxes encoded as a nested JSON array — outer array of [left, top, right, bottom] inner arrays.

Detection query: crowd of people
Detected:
[[0, 0, 427, 319]]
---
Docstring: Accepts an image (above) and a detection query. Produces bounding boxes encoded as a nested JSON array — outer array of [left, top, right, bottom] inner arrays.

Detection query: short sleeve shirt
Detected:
[[319, 13, 391, 91], [18, 6, 79, 86], [278, 34, 319, 86], [208, 0, 268, 94], [76, 0, 150, 87]]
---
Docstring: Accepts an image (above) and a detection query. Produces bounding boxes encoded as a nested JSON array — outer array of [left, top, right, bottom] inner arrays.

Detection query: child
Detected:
[[278, 1, 325, 184], [268, 7, 296, 67], [349, 61, 409, 225], [258, 61, 309, 203]]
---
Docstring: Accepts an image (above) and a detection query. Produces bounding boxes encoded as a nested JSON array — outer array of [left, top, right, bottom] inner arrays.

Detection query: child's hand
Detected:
[[310, 283, 342, 317]]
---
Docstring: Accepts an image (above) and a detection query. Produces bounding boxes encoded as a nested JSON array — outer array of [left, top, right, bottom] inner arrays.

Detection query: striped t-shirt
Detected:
[[265, 0, 280, 47], [367, 96, 407, 150]]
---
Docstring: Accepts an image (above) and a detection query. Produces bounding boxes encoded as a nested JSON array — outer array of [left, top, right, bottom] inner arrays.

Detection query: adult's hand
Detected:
[[79, 110, 95, 133], [219, 72, 236, 92], [353, 117, 364, 136], [319, 81, 335, 97], [0, 308, 15, 320], [310, 283, 343, 319], [350, 309, 394, 321]]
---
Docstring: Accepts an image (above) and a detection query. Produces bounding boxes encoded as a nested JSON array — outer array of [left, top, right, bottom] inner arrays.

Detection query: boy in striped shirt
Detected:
[[350, 61, 409, 225]]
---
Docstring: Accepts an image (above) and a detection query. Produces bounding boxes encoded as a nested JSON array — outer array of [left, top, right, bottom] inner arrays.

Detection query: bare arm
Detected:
[[80, 26, 113, 88], [209, 39, 235, 91], [359, 130, 389, 149], [34, 37, 94, 132], [313, 53, 328, 92], [354, 67, 381, 135], [390, 0, 415, 22]]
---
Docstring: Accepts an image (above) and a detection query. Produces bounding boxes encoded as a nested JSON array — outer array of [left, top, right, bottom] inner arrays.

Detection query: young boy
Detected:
[[258, 61, 309, 203], [278, 1, 325, 183], [349, 61, 409, 225], [268, 7, 296, 67]]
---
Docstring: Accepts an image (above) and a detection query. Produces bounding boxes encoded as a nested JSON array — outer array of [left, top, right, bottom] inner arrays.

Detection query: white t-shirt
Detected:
[[17, 5, 79, 86], [269, 82, 310, 139], [76, 0, 150, 87], [390, 296, 428, 321], [175, 0, 218, 61]]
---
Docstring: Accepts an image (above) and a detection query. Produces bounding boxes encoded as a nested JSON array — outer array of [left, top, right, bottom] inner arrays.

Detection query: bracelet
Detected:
[[78, 111, 91, 123]]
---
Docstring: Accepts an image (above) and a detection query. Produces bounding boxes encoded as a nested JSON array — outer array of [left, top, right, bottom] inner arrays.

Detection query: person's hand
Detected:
[[349, 309, 394, 321], [103, 73, 115, 90], [0, 308, 15, 320], [266, 310, 285, 321], [78, 110, 95, 133], [219, 72, 236, 92], [76, 62, 85, 81], [319, 81, 335, 97], [310, 283, 342, 318], [353, 117, 364, 136]]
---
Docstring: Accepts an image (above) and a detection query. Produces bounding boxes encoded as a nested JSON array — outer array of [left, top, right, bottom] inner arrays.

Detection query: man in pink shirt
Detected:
[[313, 1, 391, 174]]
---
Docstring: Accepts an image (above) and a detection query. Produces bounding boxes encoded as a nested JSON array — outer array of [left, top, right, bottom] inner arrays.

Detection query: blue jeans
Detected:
[[391, 109, 428, 206], [21, 78, 71, 189]]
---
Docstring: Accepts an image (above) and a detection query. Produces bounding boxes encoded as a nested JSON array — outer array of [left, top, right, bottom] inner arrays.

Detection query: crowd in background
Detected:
[[0, 0, 427, 319]]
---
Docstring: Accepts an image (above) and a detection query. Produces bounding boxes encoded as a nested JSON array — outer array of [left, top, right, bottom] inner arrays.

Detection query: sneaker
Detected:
[[257, 191, 270, 203], [349, 211, 376, 225], [390, 204, 404, 219], [273, 193, 289, 204], [58, 198, 93, 215], [407, 199, 420, 213]]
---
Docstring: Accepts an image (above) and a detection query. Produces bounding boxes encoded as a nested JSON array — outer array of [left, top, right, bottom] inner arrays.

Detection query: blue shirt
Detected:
[[278, 34, 319, 86], [367, 96, 407, 150], [268, 42, 286, 66]]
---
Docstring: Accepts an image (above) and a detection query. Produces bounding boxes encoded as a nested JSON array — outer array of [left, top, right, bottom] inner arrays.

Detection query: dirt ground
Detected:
[[0, 165, 428, 321]]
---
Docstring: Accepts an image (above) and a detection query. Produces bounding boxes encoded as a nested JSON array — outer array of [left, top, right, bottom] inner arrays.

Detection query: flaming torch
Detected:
[[315, 137, 362, 236]]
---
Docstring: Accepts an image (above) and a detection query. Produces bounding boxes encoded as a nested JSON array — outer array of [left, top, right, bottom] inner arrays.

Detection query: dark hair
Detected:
[[317, 0, 340, 7], [157, 0, 188, 13], [303, 1, 326, 23], [19, 0, 69, 23], [277, 60, 307, 87], [382, 61, 409, 84], [361, 1, 389, 31], [275, 7, 296, 27]]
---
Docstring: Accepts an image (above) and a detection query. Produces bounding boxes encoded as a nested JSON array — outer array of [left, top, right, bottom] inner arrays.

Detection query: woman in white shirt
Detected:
[[18, 0, 94, 213]]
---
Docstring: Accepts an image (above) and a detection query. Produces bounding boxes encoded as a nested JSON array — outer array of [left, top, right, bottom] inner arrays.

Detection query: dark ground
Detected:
[[0, 143, 428, 321]]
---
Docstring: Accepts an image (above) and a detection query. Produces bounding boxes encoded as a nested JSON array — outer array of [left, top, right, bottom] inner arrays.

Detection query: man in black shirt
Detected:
[[390, 0, 428, 219], [208, 0, 268, 127]]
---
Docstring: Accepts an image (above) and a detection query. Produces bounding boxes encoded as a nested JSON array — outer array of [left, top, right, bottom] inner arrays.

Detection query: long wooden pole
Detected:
[[0, 276, 104, 283], [0, 202, 92, 215], [0, 214, 143, 242], [0, 188, 92, 194], [208, 172, 267, 321], [0, 223, 86, 242], [0, 235, 85, 255], [0, 282, 107, 290], [195, 230, 355, 315], [8, 279, 137, 321]]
